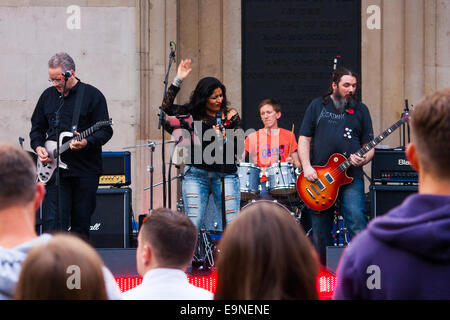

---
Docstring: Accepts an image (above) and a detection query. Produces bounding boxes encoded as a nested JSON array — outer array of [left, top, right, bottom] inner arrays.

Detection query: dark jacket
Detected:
[[30, 80, 113, 176]]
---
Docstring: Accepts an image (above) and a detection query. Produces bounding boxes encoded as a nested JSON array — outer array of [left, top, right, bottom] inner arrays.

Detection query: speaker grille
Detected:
[[370, 185, 418, 218], [90, 188, 132, 248]]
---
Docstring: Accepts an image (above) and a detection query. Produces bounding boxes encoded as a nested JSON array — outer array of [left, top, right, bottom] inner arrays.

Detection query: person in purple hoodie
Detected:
[[333, 88, 450, 300]]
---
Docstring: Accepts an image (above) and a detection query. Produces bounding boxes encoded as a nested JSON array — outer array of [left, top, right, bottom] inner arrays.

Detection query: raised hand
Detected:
[[177, 59, 192, 80]]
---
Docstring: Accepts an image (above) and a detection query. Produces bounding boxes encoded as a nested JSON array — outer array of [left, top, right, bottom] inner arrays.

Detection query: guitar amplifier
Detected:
[[90, 187, 132, 248], [371, 148, 418, 183], [370, 184, 418, 218], [100, 151, 131, 186]]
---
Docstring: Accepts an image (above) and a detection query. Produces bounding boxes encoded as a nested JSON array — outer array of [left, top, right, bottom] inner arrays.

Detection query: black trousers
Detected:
[[41, 173, 99, 241]]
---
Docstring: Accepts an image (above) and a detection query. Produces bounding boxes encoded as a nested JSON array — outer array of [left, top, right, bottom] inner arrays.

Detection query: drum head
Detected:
[[266, 162, 297, 195], [238, 162, 261, 169]]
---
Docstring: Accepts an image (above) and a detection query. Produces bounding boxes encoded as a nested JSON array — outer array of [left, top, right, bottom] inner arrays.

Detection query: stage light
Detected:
[[317, 268, 337, 300]]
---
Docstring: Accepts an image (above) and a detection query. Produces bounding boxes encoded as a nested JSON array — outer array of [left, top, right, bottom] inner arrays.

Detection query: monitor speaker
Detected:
[[370, 184, 418, 219], [326, 246, 346, 274], [90, 187, 132, 248]]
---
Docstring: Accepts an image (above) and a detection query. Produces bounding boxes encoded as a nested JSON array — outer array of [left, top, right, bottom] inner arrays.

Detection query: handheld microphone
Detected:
[[216, 111, 224, 153], [62, 70, 72, 79], [216, 111, 222, 128]]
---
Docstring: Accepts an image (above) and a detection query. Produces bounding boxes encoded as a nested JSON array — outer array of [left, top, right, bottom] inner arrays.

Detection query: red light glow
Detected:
[[115, 268, 336, 300]]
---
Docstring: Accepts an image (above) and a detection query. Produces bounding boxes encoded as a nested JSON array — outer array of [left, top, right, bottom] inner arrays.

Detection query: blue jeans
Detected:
[[308, 178, 367, 265], [182, 166, 240, 230]]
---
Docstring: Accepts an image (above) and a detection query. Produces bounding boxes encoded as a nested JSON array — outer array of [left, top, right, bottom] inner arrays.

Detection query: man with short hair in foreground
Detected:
[[124, 208, 213, 300], [0, 144, 121, 300], [333, 89, 450, 299]]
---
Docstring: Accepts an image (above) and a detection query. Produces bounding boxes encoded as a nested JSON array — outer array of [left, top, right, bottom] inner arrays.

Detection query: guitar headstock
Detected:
[[94, 119, 113, 129], [401, 113, 410, 123]]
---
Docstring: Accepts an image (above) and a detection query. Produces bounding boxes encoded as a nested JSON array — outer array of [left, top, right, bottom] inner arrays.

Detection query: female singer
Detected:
[[162, 59, 241, 230]]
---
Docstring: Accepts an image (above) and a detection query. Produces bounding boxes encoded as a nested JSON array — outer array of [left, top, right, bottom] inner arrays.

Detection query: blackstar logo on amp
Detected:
[[398, 159, 411, 166], [372, 149, 418, 183]]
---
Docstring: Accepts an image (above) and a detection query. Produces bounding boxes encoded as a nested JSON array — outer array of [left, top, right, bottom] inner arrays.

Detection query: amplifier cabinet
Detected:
[[90, 187, 132, 248], [100, 151, 131, 186], [371, 148, 418, 183], [370, 184, 418, 219]]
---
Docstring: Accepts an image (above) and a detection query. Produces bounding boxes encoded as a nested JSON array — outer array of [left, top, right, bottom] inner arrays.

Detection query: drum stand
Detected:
[[191, 229, 217, 275], [332, 201, 348, 246]]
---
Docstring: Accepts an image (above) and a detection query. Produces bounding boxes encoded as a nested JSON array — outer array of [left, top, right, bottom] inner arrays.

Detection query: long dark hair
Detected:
[[188, 77, 229, 119], [322, 67, 359, 104]]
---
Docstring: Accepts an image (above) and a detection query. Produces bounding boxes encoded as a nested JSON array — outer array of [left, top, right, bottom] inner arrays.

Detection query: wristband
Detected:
[[173, 76, 183, 87]]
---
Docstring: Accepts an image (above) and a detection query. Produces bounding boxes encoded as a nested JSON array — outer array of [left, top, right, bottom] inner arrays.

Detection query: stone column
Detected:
[[136, 0, 178, 216], [436, 0, 450, 89], [381, 0, 404, 149], [405, 0, 425, 107], [424, 0, 437, 95]]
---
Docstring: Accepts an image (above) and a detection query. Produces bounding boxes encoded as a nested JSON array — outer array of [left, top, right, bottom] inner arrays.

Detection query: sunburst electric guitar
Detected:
[[296, 115, 409, 212], [36, 119, 113, 184]]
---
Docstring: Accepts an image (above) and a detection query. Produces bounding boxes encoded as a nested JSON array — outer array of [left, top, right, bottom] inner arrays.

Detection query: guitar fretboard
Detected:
[[338, 115, 409, 172], [57, 120, 111, 155]]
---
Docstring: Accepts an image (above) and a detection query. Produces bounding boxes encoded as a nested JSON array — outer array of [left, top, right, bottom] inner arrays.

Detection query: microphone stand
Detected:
[[148, 141, 155, 213], [158, 43, 176, 208], [53, 75, 69, 231], [220, 131, 226, 232], [168, 136, 183, 209], [215, 112, 227, 231], [123, 140, 176, 213], [401, 99, 411, 149], [19, 137, 24, 148], [221, 167, 226, 231]]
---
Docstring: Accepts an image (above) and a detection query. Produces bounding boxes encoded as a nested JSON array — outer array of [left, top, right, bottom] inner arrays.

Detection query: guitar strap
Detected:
[[71, 82, 86, 133]]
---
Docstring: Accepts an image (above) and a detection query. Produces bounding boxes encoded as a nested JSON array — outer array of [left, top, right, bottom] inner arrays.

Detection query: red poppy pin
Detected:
[[345, 108, 354, 115]]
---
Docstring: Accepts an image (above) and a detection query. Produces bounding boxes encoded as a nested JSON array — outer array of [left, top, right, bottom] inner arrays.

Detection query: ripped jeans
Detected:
[[182, 166, 240, 230]]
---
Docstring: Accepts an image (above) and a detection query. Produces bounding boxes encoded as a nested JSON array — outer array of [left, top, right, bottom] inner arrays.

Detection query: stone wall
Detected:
[[1, 0, 449, 219]]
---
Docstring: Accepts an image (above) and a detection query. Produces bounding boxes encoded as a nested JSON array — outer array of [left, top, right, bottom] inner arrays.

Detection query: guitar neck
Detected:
[[339, 115, 408, 171], [59, 124, 99, 154]]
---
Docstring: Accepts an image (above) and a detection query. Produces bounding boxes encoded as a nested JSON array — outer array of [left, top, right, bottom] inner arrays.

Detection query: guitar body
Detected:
[[36, 132, 73, 184], [296, 115, 410, 212], [35, 119, 113, 184], [296, 153, 353, 212]]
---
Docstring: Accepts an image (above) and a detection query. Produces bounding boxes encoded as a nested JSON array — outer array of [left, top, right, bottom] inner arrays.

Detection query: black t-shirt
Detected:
[[30, 80, 113, 177], [299, 97, 374, 178]]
